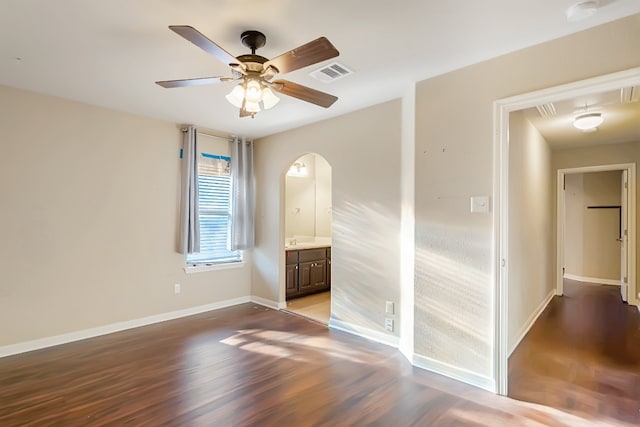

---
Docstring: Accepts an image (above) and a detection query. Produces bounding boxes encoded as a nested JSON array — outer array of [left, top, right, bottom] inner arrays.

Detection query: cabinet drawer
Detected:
[[298, 248, 326, 262], [286, 250, 299, 265]]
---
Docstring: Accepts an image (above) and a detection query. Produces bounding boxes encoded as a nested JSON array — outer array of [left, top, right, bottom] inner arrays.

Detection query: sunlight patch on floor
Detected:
[[219, 328, 386, 364]]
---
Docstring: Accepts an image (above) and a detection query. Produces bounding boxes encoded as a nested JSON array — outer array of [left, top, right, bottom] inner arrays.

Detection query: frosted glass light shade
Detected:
[[244, 101, 261, 113], [573, 113, 603, 130], [261, 87, 280, 109], [225, 85, 244, 108], [245, 80, 262, 103], [566, 1, 599, 22]]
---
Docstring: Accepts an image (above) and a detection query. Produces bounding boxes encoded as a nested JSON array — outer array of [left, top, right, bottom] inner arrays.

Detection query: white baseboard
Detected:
[[251, 296, 285, 310], [329, 318, 400, 348], [509, 289, 555, 356], [0, 296, 251, 359], [412, 353, 495, 393], [564, 273, 620, 286]]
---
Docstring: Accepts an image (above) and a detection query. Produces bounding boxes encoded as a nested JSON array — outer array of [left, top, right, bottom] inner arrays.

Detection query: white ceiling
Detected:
[[1, 1, 640, 139]]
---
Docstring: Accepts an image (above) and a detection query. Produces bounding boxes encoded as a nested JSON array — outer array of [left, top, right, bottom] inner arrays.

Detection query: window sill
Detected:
[[184, 261, 245, 274]]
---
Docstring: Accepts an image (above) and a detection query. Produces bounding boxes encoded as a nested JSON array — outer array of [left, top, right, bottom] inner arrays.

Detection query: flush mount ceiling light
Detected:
[[566, 1, 600, 22], [573, 112, 603, 131]]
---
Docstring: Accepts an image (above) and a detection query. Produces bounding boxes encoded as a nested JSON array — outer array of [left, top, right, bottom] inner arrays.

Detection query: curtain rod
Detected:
[[181, 127, 234, 142]]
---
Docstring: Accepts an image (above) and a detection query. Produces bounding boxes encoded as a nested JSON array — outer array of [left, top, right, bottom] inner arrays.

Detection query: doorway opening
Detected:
[[557, 165, 635, 302], [493, 66, 640, 397], [281, 153, 332, 324]]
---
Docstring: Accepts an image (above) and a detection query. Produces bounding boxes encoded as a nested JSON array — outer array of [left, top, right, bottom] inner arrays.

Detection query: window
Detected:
[[187, 153, 241, 265]]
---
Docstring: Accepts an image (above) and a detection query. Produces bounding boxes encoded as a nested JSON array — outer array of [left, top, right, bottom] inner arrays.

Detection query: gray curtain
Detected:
[[230, 137, 255, 250], [178, 126, 200, 254]]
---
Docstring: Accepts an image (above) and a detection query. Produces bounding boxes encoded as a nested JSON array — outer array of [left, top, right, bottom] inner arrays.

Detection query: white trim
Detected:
[[493, 90, 510, 397], [564, 274, 621, 287], [0, 296, 251, 359], [508, 290, 555, 356], [557, 170, 566, 296], [413, 353, 495, 393], [493, 66, 640, 396], [329, 318, 400, 348], [252, 295, 286, 310], [184, 261, 245, 274]]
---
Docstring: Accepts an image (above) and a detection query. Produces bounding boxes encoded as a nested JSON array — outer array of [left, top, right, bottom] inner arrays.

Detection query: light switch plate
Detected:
[[385, 301, 394, 314], [470, 196, 490, 213]]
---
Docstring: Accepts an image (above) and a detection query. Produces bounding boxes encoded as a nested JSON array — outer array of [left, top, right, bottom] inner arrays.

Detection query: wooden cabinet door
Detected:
[[299, 260, 326, 294], [286, 264, 299, 297], [299, 261, 313, 293], [327, 258, 331, 289]]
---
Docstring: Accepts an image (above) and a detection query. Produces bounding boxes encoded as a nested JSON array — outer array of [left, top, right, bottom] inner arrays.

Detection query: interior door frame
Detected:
[[556, 164, 636, 298], [493, 66, 640, 396]]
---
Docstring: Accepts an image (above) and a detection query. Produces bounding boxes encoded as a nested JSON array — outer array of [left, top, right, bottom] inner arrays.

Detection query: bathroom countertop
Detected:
[[285, 238, 331, 250]]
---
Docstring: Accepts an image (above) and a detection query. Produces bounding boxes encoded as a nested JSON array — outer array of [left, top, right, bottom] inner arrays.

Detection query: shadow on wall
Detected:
[[414, 221, 492, 375], [331, 199, 400, 331]]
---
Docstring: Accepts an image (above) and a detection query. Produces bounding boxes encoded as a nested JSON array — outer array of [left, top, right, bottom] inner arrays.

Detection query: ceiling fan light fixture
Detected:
[[262, 87, 280, 110], [158, 27, 339, 117], [573, 112, 603, 131], [225, 85, 245, 108]]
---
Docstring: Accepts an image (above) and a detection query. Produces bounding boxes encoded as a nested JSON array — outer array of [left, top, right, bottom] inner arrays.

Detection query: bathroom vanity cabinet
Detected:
[[286, 247, 331, 298]]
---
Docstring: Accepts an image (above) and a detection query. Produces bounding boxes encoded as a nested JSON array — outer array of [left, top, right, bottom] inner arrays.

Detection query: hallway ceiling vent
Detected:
[[620, 86, 638, 103], [536, 103, 557, 117], [309, 62, 353, 83]]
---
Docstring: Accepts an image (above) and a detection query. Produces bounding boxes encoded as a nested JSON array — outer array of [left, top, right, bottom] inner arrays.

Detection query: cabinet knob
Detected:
[[295, 265, 298, 270]]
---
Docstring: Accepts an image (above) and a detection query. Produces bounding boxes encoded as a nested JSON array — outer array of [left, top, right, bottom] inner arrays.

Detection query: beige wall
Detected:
[[284, 153, 332, 239], [315, 155, 332, 238], [0, 85, 252, 347], [554, 142, 639, 285], [414, 15, 640, 380], [507, 112, 554, 352], [565, 171, 622, 281], [285, 154, 317, 238], [254, 100, 402, 337]]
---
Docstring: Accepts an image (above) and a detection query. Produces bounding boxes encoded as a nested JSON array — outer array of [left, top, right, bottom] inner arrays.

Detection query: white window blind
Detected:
[[187, 153, 241, 264]]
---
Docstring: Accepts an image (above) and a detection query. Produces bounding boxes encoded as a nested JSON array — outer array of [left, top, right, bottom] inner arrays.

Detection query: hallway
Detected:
[[508, 279, 640, 424]]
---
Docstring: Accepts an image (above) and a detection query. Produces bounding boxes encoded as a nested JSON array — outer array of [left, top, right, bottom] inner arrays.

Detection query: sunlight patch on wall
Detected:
[[331, 199, 401, 333], [414, 222, 492, 376]]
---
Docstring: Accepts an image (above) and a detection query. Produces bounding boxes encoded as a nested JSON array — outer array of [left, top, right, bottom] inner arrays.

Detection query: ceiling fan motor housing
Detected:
[[241, 30, 266, 54]]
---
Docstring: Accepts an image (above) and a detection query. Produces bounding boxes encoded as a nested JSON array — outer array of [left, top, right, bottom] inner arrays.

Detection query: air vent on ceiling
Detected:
[[309, 62, 353, 83], [620, 86, 638, 103], [536, 103, 557, 117]]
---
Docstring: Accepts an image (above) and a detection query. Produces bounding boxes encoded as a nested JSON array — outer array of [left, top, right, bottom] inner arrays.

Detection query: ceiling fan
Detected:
[[156, 26, 340, 118]]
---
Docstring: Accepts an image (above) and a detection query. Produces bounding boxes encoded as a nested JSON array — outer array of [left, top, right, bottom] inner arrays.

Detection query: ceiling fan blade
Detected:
[[155, 77, 226, 88], [239, 108, 253, 118], [265, 37, 339, 74], [169, 25, 240, 67], [272, 80, 338, 108]]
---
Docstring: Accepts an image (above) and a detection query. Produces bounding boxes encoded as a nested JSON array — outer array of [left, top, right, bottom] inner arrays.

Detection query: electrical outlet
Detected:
[[174, 283, 181, 294], [384, 318, 394, 332], [385, 301, 394, 314]]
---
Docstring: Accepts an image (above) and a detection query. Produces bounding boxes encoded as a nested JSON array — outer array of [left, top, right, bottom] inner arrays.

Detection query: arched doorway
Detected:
[[282, 153, 332, 324]]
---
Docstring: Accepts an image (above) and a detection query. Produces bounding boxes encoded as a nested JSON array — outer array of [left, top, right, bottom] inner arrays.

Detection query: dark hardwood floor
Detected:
[[509, 279, 640, 425], [1, 301, 636, 426]]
